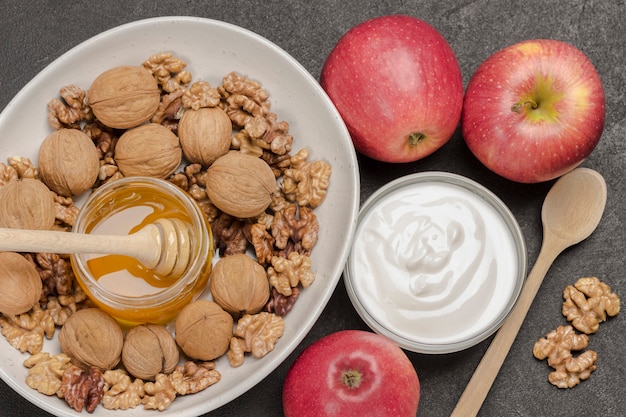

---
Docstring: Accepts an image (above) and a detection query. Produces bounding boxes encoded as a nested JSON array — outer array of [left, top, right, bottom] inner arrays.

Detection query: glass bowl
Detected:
[[344, 172, 527, 354]]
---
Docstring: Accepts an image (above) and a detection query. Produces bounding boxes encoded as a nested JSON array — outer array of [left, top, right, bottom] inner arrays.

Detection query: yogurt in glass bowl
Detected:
[[344, 172, 527, 354]]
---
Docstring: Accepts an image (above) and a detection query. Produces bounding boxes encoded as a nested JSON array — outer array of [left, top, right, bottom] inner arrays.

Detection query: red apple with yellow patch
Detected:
[[462, 39, 605, 183]]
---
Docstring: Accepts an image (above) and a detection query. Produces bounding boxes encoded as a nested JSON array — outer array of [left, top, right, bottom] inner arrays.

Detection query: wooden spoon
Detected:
[[450, 167, 607, 417], [0, 218, 192, 278]]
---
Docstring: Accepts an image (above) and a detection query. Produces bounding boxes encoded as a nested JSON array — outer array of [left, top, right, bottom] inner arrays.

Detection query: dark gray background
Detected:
[[1, 1, 625, 416]]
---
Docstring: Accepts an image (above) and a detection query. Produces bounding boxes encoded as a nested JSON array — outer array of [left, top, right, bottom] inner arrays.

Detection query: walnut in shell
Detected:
[[178, 107, 232, 166], [210, 253, 270, 318], [205, 151, 278, 218], [0, 252, 43, 315], [38, 128, 100, 196], [114, 123, 182, 178], [87, 65, 160, 129], [58, 308, 124, 371], [0, 178, 55, 230], [122, 323, 179, 381], [175, 300, 233, 361]]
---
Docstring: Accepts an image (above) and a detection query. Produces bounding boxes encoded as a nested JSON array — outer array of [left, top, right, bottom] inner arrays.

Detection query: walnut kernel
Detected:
[[533, 325, 597, 388], [142, 373, 177, 411], [24, 352, 72, 396], [268, 252, 315, 296], [168, 361, 221, 395], [59, 364, 105, 413], [0, 307, 50, 354], [101, 369, 145, 410], [562, 276, 620, 334], [228, 312, 284, 367]]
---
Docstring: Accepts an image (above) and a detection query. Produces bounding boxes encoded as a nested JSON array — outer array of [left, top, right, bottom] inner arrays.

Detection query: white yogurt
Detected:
[[345, 172, 526, 353]]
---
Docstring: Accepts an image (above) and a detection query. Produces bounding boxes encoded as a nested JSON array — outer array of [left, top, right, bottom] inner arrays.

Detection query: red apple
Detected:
[[320, 15, 463, 163], [282, 330, 420, 417], [462, 39, 605, 183]]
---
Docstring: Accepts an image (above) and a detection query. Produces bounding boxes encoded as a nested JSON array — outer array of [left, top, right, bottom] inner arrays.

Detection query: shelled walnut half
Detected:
[[562, 276, 620, 334], [533, 325, 597, 389], [228, 312, 284, 367]]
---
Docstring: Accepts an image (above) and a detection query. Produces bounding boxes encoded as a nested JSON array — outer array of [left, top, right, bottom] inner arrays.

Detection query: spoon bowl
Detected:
[[541, 167, 607, 244], [451, 167, 607, 417]]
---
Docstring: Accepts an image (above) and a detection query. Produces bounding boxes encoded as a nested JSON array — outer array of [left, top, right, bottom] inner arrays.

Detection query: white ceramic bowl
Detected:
[[0, 16, 359, 416]]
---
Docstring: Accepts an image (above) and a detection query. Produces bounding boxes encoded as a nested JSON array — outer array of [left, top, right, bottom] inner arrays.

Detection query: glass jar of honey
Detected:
[[71, 176, 213, 326]]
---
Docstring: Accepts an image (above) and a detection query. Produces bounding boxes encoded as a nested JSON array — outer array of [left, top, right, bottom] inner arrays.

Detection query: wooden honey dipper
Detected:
[[0, 218, 192, 278]]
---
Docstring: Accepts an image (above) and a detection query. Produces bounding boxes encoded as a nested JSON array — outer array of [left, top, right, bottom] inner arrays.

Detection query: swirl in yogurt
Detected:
[[350, 181, 520, 346]]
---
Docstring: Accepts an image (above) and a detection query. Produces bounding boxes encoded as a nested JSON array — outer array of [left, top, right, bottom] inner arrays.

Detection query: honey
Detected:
[[71, 177, 213, 326], [85, 190, 192, 294]]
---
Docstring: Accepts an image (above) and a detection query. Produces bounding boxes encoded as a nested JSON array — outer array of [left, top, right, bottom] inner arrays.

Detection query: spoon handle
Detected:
[[0, 227, 142, 258], [450, 236, 564, 417]]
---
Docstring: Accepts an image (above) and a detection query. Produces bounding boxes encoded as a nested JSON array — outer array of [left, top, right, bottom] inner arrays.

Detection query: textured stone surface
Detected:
[[1, 1, 625, 416]]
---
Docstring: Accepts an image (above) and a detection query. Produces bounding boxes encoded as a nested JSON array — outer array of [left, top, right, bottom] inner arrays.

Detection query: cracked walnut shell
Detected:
[[114, 123, 182, 179], [0, 252, 43, 315], [58, 308, 123, 371], [175, 300, 233, 361], [122, 323, 179, 381], [38, 128, 100, 196], [0, 178, 55, 230], [205, 151, 278, 218], [210, 253, 270, 318], [88, 65, 160, 129]]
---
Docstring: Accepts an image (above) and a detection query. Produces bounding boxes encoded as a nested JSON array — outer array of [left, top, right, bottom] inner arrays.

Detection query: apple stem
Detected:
[[511, 99, 539, 113], [408, 132, 427, 147], [341, 370, 362, 389]]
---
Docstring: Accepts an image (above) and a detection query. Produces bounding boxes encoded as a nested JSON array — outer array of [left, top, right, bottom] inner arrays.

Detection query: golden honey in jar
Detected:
[[71, 176, 213, 326]]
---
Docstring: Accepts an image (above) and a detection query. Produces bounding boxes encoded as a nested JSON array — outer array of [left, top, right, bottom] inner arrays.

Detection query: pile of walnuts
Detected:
[[533, 277, 620, 388], [0, 52, 332, 412], [25, 350, 221, 412]]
